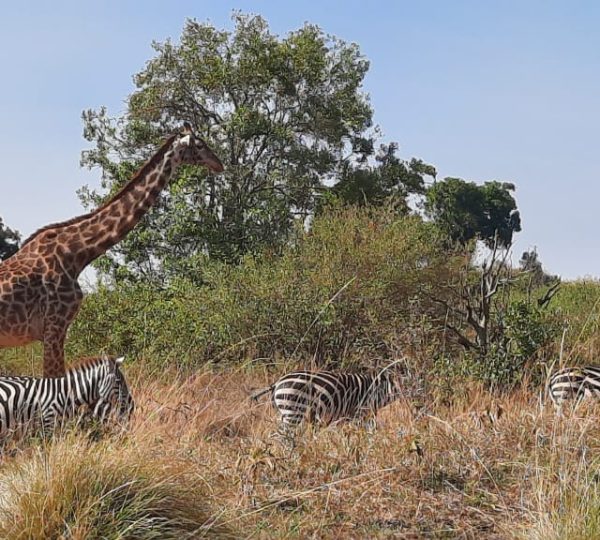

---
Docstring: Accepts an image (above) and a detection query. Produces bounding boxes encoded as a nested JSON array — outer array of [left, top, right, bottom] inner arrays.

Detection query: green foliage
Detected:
[[319, 143, 436, 212], [483, 298, 560, 386], [503, 300, 556, 362], [0, 216, 19, 261], [424, 178, 521, 247], [67, 206, 450, 369], [79, 13, 379, 281]]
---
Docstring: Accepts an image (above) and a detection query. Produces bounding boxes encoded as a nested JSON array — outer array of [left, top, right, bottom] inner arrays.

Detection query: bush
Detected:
[[67, 206, 452, 370], [432, 285, 561, 392]]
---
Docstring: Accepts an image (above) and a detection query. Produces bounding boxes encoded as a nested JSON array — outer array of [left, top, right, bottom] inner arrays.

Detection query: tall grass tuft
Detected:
[[0, 434, 235, 539]]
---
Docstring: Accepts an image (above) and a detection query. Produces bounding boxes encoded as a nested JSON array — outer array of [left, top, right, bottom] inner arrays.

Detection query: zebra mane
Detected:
[[68, 355, 117, 372]]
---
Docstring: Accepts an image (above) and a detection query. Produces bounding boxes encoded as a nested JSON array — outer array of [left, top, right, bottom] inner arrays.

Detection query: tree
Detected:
[[431, 238, 511, 357], [0, 217, 19, 261], [430, 239, 559, 387], [519, 248, 556, 287], [424, 178, 521, 248], [318, 143, 436, 212], [79, 13, 376, 282]]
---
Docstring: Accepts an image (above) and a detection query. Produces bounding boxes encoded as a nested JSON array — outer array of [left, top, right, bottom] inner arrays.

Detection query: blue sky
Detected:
[[1, 1, 599, 279]]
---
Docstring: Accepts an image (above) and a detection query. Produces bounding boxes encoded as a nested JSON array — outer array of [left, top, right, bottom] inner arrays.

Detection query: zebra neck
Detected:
[[356, 375, 382, 407], [370, 377, 393, 408], [65, 367, 94, 406]]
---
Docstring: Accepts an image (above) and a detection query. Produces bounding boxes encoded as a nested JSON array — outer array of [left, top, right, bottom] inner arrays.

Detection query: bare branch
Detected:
[[538, 279, 561, 309], [445, 323, 478, 350], [428, 294, 467, 319]]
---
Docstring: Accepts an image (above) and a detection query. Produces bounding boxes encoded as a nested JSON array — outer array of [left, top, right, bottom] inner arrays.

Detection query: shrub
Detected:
[[67, 206, 452, 370], [432, 283, 561, 391]]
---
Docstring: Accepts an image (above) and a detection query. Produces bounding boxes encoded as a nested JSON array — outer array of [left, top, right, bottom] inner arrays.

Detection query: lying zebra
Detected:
[[548, 365, 600, 407], [251, 369, 403, 438], [0, 355, 134, 444]]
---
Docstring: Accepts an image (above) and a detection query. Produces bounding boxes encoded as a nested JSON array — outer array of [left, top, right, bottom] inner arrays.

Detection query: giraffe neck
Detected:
[[64, 141, 184, 276]]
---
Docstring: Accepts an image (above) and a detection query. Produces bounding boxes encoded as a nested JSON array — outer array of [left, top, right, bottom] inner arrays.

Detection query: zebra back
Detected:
[[271, 369, 401, 427], [548, 365, 600, 407]]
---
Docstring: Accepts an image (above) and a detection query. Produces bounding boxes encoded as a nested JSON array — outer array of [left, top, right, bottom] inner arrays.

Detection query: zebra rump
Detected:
[[0, 355, 134, 440], [255, 369, 401, 428], [548, 365, 600, 406]]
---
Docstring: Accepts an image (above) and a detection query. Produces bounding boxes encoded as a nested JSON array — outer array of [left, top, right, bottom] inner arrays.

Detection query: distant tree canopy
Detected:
[[79, 13, 393, 282], [318, 143, 436, 213], [0, 217, 20, 261], [79, 13, 521, 283], [424, 178, 521, 248], [520, 249, 543, 275], [519, 249, 556, 287]]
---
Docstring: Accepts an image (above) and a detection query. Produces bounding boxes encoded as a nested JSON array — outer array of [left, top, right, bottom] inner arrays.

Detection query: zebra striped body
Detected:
[[548, 365, 600, 407], [0, 355, 134, 440], [254, 370, 401, 431]]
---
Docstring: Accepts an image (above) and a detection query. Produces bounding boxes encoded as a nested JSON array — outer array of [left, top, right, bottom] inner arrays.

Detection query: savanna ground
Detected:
[[2, 209, 600, 538], [0, 348, 599, 539]]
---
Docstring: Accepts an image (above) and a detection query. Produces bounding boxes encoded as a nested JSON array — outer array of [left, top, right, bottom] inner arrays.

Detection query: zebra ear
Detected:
[[115, 356, 125, 366]]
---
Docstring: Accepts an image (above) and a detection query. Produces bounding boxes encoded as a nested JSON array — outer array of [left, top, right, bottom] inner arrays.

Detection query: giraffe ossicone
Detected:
[[0, 123, 224, 377]]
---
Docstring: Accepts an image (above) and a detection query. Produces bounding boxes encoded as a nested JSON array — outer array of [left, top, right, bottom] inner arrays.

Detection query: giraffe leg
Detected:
[[42, 326, 67, 377]]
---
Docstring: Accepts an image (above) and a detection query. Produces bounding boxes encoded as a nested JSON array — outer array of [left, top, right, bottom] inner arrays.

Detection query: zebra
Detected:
[[251, 369, 403, 437], [0, 355, 134, 442], [548, 365, 600, 407]]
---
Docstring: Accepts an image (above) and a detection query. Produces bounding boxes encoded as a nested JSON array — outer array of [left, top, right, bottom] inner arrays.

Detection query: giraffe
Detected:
[[0, 122, 224, 377]]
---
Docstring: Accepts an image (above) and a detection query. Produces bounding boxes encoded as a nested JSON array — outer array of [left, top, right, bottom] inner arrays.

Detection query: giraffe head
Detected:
[[173, 122, 224, 173]]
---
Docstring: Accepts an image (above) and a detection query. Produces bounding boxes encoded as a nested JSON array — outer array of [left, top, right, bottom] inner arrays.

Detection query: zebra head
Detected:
[[372, 369, 403, 408], [92, 356, 135, 423]]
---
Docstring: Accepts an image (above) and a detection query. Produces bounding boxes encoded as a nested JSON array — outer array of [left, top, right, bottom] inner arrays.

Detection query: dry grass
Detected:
[[0, 431, 236, 539], [0, 366, 599, 538]]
